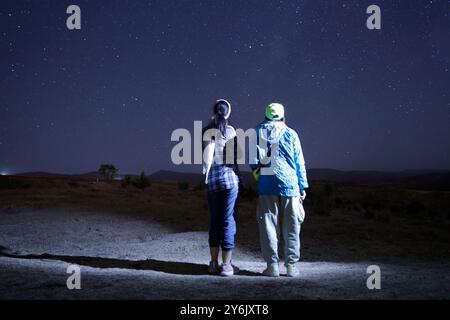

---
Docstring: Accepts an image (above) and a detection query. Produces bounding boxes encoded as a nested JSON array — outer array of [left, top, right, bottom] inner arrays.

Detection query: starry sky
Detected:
[[1, 0, 449, 175]]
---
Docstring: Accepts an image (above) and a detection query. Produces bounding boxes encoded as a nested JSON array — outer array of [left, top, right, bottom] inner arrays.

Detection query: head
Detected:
[[208, 99, 231, 136], [265, 102, 285, 122], [213, 99, 231, 119]]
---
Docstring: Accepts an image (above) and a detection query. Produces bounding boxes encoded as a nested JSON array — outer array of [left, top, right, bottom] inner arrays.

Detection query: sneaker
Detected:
[[286, 264, 298, 277], [262, 263, 280, 277], [220, 263, 234, 277], [208, 261, 220, 274]]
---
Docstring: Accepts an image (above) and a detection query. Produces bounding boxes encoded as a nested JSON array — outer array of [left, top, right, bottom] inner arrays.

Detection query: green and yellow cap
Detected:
[[265, 103, 285, 121]]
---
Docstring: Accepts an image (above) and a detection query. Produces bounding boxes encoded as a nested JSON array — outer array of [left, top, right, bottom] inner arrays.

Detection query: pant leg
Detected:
[[256, 195, 281, 265], [221, 186, 238, 251], [281, 196, 304, 265], [232, 187, 240, 237], [207, 191, 223, 248]]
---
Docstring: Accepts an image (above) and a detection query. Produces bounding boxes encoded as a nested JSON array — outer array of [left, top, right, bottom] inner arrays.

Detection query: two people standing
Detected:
[[203, 100, 308, 277]]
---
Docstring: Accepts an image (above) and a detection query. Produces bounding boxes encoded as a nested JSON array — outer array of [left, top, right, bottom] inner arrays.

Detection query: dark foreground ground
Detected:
[[0, 175, 449, 299]]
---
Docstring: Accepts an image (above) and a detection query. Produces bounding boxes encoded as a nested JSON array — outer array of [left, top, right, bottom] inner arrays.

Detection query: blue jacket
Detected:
[[250, 120, 308, 196]]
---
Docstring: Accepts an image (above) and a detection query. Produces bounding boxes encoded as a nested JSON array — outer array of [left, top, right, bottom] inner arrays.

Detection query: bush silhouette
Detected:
[[121, 176, 132, 188], [133, 172, 151, 189]]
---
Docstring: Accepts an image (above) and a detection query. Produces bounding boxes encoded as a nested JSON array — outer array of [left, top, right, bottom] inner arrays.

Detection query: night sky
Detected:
[[1, 0, 449, 175]]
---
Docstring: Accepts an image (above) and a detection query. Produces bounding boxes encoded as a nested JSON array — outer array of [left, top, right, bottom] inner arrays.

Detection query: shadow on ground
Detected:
[[0, 245, 259, 277]]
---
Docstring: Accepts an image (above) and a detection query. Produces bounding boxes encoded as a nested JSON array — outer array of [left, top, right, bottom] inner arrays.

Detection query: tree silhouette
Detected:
[[98, 164, 118, 181]]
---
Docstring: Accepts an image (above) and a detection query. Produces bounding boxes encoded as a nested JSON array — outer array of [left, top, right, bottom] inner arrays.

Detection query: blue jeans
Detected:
[[207, 186, 239, 251]]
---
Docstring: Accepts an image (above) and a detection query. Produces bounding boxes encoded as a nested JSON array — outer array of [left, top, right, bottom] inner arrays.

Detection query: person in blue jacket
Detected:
[[250, 102, 308, 277]]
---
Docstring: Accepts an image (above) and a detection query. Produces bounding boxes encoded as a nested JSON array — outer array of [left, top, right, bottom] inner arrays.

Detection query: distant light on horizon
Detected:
[[1, 171, 9, 176]]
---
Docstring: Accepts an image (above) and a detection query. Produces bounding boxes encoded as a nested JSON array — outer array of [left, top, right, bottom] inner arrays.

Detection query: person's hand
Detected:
[[300, 190, 307, 201]]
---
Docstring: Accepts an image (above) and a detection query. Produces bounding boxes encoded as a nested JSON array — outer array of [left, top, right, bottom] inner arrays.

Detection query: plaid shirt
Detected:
[[204, 126, 241, 193], [206, 163, 239, 192]]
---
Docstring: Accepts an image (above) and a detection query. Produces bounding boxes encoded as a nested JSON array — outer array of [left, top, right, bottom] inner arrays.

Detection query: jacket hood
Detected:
[[258, 120, 287, 144]]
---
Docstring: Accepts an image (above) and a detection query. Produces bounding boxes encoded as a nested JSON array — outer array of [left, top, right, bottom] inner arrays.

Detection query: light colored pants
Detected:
[[256, 195, 305, 266]]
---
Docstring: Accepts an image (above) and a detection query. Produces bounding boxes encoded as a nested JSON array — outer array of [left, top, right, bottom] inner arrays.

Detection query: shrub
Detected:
[[133, 172, 151, 189], [121, 176, 132, 188]]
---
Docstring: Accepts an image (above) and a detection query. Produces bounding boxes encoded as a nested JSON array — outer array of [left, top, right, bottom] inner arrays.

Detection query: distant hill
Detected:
[[15, 171, 134, 181], [15, 171, 94, 179], [307, 168, 450, 185], [149, 168, 450, 186], [14, 168, 450, 186], [149, 170, 204, 183]]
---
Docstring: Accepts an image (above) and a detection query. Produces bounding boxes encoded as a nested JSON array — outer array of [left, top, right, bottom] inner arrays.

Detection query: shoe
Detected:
[[286, 264, 298, 277], [262, 263, 280, 277], [208, 261, 220, 274], [220, 263, 234, 277]]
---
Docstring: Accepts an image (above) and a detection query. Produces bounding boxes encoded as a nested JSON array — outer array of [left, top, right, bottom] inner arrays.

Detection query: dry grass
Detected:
[[1, 175, 449, 262]]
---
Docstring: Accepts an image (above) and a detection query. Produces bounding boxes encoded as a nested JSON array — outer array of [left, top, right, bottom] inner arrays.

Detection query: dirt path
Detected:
[[0, 209, 449, 299]]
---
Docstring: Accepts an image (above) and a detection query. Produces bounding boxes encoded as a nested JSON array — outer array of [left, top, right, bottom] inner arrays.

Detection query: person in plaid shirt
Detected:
[[202, 99, 241, 277]]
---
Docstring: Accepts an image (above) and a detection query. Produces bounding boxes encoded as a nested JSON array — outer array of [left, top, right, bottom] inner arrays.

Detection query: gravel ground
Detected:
[[0, 209, 449, 299]]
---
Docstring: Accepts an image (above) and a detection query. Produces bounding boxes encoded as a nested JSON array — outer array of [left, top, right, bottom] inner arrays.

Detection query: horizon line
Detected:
[[4, 167, 450, 177]]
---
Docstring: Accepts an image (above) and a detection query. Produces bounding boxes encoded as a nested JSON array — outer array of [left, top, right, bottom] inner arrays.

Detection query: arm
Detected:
[[294, 133, 309, 191], [248, 126, 260, 172], [248, 127, 262, 181], [232, 136, 245, 188], [224, 136, 244, 184], [202, 128, 216, 184]]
